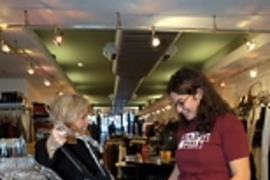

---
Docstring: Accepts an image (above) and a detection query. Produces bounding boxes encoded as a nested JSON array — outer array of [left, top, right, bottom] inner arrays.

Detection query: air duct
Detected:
[[111, 30, 179, 114]]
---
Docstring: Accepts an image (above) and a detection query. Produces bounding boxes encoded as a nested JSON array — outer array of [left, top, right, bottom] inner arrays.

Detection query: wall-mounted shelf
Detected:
[[0, 103, 30, 110]]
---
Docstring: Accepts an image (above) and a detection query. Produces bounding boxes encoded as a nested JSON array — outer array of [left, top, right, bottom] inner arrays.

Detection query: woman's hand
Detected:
[[46, 123, 68, 158]]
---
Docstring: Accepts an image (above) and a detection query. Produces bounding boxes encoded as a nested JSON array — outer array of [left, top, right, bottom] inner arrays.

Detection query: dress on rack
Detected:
[[262, 107, 270, 180], [252, 106, 266, 180]]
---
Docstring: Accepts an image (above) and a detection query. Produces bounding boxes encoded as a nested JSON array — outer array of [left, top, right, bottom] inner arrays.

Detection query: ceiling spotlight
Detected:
[[44, 79, 51, 86], [220, 82, 226, 87], [27, 62, 35, 75], [151, 26, 160, 47], [152, 37, 160, 47], [27, 67, 34, 75], [53, 32, 63, 46], [1, 40, 11, 53], [57, 91, 63, 96]]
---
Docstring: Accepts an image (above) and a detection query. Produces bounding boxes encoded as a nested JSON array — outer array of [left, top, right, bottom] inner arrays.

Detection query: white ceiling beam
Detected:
[[203, 33, 270, 73]]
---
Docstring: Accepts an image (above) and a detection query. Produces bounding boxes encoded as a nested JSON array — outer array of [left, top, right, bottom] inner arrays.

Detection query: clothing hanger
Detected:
[[247, 81, 263, 103]]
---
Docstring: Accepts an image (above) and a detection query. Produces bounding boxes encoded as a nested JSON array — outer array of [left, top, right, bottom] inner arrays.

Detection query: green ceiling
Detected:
[[35, 29, 246, 108], [140, 32, 246, 85]]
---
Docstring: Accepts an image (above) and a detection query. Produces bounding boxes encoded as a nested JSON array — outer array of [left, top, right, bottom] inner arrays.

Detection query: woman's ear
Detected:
[[196, 88, 204, 100]]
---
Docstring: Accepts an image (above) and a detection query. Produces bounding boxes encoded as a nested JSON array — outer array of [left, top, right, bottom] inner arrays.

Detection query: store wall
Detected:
[[0, 78, 56, 142], [0, 78, 28, 95], [27, 81, 56, 105], [234, 74, 269, 98], [0, 78, 31, 141], [0, 78, 56, 104], [217, 85, 238, 108], [218, 68, 270, 106]]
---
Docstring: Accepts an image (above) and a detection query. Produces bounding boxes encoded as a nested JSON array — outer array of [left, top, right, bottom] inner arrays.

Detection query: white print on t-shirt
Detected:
[[178, 132, 211, 149]]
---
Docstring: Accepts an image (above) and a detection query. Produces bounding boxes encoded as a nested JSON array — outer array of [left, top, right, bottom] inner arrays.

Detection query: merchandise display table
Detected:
[[0, 138, 62, 180], [123, 158, 174, 180]]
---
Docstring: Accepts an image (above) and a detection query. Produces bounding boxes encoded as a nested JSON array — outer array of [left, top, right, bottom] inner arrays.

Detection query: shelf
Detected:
[[0, 102, 29, 110]]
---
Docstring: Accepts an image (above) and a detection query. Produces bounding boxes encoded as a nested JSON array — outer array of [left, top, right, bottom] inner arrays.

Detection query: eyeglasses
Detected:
[[174, 95, 190, 108]]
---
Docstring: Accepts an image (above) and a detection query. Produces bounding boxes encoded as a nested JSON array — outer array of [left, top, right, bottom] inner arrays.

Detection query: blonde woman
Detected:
[[35, 94, 112, 180]]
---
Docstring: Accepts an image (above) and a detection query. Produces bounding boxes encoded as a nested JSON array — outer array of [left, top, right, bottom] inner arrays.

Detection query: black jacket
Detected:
[[35, 138, 110, 180]]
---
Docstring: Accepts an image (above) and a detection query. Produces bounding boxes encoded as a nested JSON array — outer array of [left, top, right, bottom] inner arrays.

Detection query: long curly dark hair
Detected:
[[167, 67, 233, 133]]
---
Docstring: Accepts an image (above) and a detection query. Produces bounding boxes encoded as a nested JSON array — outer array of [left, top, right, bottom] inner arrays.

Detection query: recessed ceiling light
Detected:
[[1, 41, 11, 53], [77, 62, 84, 67]]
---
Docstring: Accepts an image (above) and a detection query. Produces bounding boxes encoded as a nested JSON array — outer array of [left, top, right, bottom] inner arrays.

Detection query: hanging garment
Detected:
[[249, 153, 258, 180], [252, 107, 266, 147], [252, 106, 266, 180], [262, 107, 270, 180], [240, 120, 258, 180], [247, 106, 261, 150]]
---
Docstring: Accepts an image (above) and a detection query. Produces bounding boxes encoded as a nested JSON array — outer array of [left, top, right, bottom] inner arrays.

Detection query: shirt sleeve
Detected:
[[220, 113, 249, 162], [35, 138, 56, 168]]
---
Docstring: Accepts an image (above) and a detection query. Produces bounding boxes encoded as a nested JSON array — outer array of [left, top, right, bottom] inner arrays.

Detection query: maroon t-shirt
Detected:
[[175, 113, 249, 180]]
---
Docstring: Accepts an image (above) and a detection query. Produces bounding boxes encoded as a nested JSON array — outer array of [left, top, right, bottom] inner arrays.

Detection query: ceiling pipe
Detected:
[[6, 13, 270, 34]]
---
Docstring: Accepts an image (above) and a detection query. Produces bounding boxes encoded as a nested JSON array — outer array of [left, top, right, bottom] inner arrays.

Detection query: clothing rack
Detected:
[[0, 103, 30, 110], [242, 95, 270, 180], [0, 103, 32, 142], [235, 83, 270, 119], [257, 90, 270, 106], [234, 82, 270, 180]]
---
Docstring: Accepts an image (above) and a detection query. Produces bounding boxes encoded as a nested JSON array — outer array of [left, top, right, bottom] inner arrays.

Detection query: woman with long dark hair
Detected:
[[167, 67, 250, 180]]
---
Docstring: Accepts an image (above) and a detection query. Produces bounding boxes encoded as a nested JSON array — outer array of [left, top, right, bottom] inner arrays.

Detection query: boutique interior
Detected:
[[0, 1, 270, 180]]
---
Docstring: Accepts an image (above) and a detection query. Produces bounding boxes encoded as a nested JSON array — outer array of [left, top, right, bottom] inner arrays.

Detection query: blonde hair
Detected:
[[49, 93, 90, 124]]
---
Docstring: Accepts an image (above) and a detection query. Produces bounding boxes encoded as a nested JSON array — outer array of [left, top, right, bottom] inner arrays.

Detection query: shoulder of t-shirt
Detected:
[[215, 112, 244, 131], [217, 112, 238, 122]]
